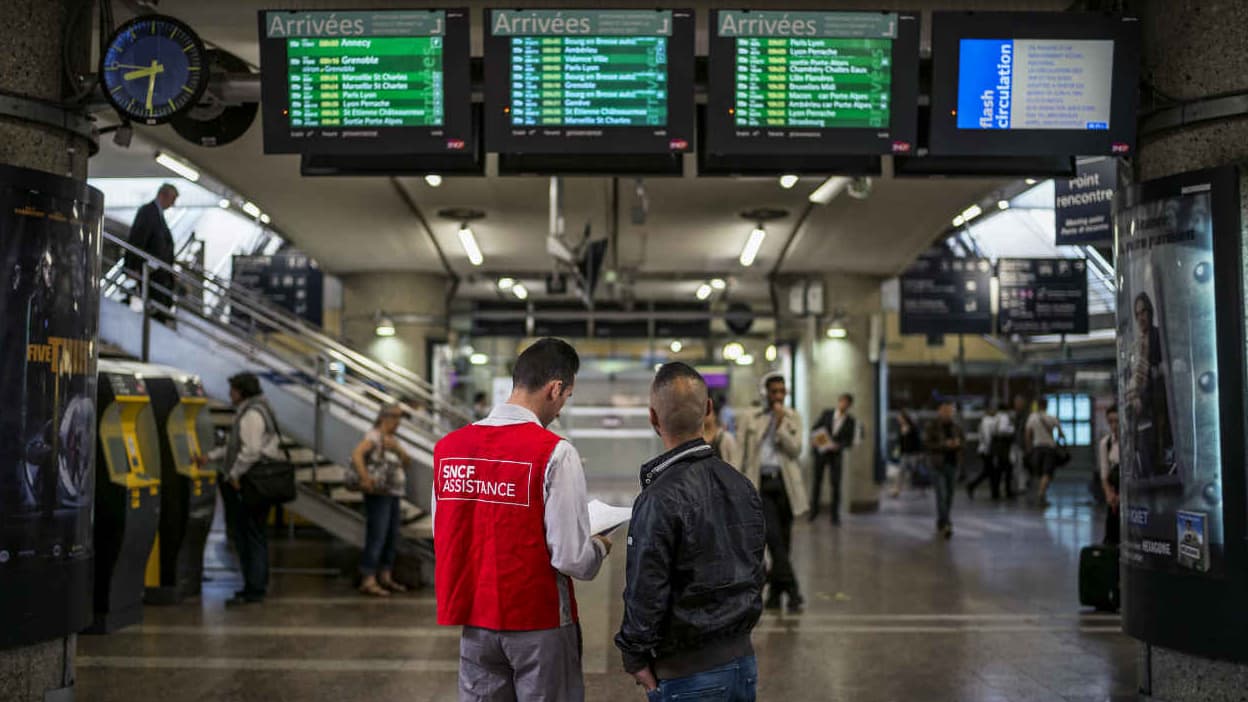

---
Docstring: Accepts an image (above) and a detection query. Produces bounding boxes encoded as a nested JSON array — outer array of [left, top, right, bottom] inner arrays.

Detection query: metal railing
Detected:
[[99, 232, 472, 446]]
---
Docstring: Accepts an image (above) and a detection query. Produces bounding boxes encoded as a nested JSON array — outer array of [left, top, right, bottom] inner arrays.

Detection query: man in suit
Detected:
[[809, 393, 856, 525], [125, 183, 178, 323]]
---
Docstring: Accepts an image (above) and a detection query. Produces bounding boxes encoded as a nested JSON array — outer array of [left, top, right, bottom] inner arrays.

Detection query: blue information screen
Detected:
[[956, 38, 1113, 131]]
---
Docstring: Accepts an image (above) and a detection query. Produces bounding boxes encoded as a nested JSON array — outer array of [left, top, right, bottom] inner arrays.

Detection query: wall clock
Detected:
[[100, 15, 208, 125]]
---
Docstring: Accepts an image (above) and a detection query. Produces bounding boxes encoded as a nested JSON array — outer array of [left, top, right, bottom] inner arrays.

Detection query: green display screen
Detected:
[[286, 36, 443, 128], [734, 37, 891, 129], [509, 36, 667, 127]]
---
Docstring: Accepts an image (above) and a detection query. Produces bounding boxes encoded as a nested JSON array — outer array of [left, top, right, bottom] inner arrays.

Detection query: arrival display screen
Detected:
[[259, 9, 471, 155], [929, 12, 1139, 157], [485, 9, 695, 155], [706, 10, 920, 157]]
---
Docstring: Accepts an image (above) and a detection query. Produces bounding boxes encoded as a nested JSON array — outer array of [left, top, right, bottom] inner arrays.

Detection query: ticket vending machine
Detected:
[[89, 360, 161, 633], [132, 363, 216, 603]]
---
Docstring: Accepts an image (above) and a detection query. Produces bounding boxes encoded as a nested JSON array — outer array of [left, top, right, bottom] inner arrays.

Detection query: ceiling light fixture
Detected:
[[218, 198, 230, 209], [497, 277, 515, 290], [469, 352, 489, 365], [458, 224, 484, 266], [154, 151, 199, 182], [1025, 178, 1038, 185], [695, 283, 713, 300], [242, 201, 262, 218], [960, 204, 983, 223], [259, 213, 271, 224], [375, 315, 396, 337], [998, 200, 1010, 210], [739, 227, 766, 267], [952, 215, 965, 227], [808, 176, 851, 205], [779, 174, 799, 189], [424, 174, 443, 187], [765, 344, 777, 362], [670, 340, 683, 353], [736, 354, 755, 366], [826, 325, 848, 339], [709, 278, 726, 290], [512, 283, 529, 300], [722, 342, 745, 361]]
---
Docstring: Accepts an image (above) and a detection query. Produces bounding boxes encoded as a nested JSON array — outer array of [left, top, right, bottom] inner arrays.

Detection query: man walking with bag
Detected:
[[433, 338, 612, 701]]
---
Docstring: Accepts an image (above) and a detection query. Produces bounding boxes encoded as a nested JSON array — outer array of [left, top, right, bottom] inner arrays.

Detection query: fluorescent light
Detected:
[[512, 283, 528, 300], [736, 354, 755, 366], [722, 342, 745, 361], [765, 344, 777, 362], [375, 316, 396, 337], [998, 200, 1010, 210], [1025, 178, 1038, 185], [458, 225, 484, 266], [739, 227, 766, 267], [155, 152, 199, 182], [670, 340, 683, 353], [960, 204, 983, 222], [826, 326, 848, 339], [497, 277, 515, 290], [218, 198, 230, 209], [779, 174, 799, 189], [709, 278, 726, 290], [695, 283, 713, 300], [469, 352, 489, 365], [424, 174, 443, 187], [808, 176, 850, 205], [242, 201, 262, 218], [259, 213, 271, 224], [952, 215, 964, 227]]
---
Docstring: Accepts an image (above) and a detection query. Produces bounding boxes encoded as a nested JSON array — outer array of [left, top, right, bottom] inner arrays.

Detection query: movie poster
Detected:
[[0, 166, 102, 613], [1115, 183, 1223, 576]]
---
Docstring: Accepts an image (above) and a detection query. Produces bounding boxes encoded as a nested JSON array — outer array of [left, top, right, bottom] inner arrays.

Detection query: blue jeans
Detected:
[[361, 494, 401, 576], [932, 461, 957, 528], [220, 480, 270, 598], [647, 656, 758, 702]]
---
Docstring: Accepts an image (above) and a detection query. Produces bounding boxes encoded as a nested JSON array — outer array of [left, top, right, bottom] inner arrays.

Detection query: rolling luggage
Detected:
[[1079, 544, 1120, 611]]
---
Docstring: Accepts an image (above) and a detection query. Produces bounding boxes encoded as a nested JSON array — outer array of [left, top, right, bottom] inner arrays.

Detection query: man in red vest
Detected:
[[433, 338, 612, 701]]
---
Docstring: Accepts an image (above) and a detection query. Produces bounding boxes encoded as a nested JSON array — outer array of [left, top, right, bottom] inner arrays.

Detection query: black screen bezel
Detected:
[[929, 12, 1140, 158], [705, 10, 920, 158], [258, 8, 472, 155], [483, 8, 696, 156]]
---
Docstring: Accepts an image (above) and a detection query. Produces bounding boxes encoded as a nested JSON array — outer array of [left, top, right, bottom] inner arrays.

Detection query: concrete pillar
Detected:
[[0, 2, 92, 699], [793, 274, 884, 515], [1134, 1, 1248, 697], [339, 272, 450, 385]]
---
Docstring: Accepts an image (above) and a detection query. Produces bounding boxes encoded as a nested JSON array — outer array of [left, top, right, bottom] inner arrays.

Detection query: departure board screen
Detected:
[[706, 10, 920, 158], [485, 9, 695, 156], [929, 12, 1140, 157], [259, 9, 471, 155]]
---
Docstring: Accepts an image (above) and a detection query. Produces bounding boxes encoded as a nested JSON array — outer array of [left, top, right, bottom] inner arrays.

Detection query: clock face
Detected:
[[100, 15, 208, 125]]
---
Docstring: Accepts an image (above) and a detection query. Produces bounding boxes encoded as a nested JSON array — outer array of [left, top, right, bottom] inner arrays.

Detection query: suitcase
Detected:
[[1079, 544, 1120, 611]]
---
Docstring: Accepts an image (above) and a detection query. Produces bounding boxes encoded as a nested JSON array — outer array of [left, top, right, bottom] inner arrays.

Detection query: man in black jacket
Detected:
[[125, 183, 178, 322], [808, 393, 856, 524], [616, 362, 765, 701]]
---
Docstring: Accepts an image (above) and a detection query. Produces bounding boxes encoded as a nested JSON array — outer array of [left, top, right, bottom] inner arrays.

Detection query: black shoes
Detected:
[[226, 593, 264, 607], [940, 524, 953, 540], [765, 586, 804, 613], [764, 591, 783, 610], [806, 510, 820, 523], [786, 590, 805, 613]]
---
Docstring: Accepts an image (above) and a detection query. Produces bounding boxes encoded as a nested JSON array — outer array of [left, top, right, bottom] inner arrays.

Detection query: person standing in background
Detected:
[[1099, 404, 1121, 545], [125, 183, 178, 323], [1025, 399, 1066, 508], [1010, 395, 1030, 497], [966, 405, 997, 500], [992, 404, 1017, 499], [704, 396, 739, 467], [716, 393, 737, 437], [890, 410, 923, 498], [350, 404, 412, 597], [740, 373, 808, 613], [923, 401, 964, 539], [808, 393, 856, 525]]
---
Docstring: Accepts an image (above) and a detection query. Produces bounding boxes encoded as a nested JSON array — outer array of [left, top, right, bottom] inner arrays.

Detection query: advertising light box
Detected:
[[706, 10, 920, 159], [929, 12, 1140, 157], [258, 9, 472, 155], [484, 9, 695, 157]]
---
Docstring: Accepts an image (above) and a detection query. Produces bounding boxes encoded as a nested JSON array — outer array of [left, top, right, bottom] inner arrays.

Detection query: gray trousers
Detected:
[[459, 624, 584, 702]]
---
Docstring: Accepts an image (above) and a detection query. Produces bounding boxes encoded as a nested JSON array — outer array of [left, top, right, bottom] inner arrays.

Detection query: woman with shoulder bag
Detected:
[[351, 404, 412, 597]]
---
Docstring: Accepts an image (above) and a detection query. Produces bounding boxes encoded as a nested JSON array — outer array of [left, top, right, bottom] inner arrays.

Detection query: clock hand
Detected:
[[145, 71, 156, 111], [110, 63, 156, 71], [122, 64, 165, 81]]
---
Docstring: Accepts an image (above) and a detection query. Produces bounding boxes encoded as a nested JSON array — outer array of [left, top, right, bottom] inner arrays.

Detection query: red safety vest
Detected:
[[433, 422, 575, 630]]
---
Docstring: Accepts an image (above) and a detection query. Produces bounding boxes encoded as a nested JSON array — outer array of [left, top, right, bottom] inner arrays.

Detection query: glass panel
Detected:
[[1061, 422, 1076, 442], [1075, 423, 1092, 446], [1074, 395, 1092, 421], [1058, 395, 1075, 420]]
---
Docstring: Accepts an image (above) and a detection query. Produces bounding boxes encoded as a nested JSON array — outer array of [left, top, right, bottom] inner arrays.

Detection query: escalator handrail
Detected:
[[101, 232, 472, 424]]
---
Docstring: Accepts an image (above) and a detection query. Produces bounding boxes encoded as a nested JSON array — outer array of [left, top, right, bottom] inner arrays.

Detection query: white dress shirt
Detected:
[[205, 406, 284, 481], [431, 403, 606, 581]]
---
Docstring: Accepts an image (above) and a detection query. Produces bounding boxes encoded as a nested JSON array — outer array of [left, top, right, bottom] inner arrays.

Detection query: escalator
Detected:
[[97, 232, 466, 583]]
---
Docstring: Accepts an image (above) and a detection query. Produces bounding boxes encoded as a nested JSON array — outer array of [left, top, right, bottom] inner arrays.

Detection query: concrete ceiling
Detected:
[[88, 0, 1068, 289]]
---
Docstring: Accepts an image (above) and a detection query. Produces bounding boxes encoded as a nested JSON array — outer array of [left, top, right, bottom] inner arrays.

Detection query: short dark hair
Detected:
[[1106, 403, 1119, 416], [651, 363, 709, 438], [764, 374, 785, 391], [228, 372, 262, 399], [840, 393, 854, 405], [158, 183, 179, 198], [473, 392, 487, 403], [513, 338, 580, 392]]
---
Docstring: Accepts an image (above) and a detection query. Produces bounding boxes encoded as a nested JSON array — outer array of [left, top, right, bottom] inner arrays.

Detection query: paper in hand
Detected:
[[587, 499, 633, 536]]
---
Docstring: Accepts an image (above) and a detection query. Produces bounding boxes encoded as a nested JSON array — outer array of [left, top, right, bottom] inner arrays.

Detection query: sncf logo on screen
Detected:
[[436, 458, 532, 507]]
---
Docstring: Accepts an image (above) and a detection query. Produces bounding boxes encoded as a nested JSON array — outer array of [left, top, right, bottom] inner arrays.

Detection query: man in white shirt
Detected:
[[1098, 404, 1121, 544], [966, 406, 997, 499], [1025, 399, 1066, 507]]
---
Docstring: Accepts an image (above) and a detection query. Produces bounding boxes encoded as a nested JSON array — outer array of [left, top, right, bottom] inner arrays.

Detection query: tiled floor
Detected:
[[76, 478, 1138, 701]]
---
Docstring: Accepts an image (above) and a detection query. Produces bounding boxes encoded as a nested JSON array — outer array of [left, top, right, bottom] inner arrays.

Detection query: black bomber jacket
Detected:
[[614, 439, 766, 677]]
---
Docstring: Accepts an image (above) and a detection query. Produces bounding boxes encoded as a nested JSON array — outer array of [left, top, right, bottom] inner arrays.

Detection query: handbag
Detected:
[[242, 404, 296, 504], [1055, 443, 1073, 468], [344, 435, 403, 494]]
